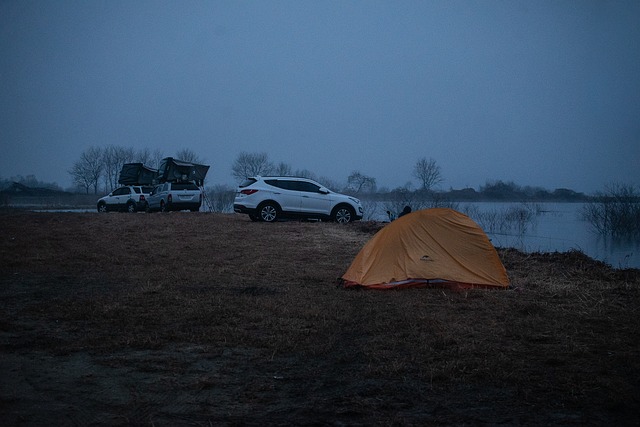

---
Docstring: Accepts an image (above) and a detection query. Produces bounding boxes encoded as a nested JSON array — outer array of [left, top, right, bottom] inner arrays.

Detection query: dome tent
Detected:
[[341, 208, 509, 289]]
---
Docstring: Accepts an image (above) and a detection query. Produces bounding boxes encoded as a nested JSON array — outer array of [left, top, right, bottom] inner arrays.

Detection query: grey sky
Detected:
[[1, 0, 639, 193]]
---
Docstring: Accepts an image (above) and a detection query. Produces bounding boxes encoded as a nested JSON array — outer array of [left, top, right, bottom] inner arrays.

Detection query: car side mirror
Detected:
[[318, 187, 330, 194]]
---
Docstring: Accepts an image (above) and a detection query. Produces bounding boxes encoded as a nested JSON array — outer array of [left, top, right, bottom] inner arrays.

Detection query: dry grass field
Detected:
[[1, 211, 639, 426]]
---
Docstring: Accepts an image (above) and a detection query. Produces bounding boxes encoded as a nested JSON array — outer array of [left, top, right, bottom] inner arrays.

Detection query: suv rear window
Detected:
[[239, 178, 257, 188], [172, 183, 199, 190], [265, 179, 293, 190]]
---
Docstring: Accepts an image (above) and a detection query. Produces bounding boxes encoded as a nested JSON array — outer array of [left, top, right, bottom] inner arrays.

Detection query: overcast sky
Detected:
[[1, 0, 639, 193]]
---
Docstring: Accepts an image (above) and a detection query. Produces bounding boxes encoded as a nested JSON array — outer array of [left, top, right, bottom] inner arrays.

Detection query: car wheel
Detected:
[[258, 202, 279, 222], [126, 201, 137, 213], [333, 205, 355, 224], [97, 202, 107, 213], [160, 201, 167, 213]]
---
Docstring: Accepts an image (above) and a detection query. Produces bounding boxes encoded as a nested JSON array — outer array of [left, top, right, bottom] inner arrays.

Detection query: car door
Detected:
[[271, 179, 302, 213], [297, 181, 332, 215], [147, 185, 163, 210], [265, 179, 302, 213], [109, 187, 131, 210]]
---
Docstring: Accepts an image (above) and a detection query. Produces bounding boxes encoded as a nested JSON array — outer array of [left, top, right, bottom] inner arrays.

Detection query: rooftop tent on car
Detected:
[[157, 157, 210, 186], [340, 208, 509, 289], [118, 163, 158, 186]]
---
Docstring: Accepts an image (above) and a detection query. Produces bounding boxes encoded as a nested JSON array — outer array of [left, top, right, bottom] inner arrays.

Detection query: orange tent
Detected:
[[341, 208, 509, 289]]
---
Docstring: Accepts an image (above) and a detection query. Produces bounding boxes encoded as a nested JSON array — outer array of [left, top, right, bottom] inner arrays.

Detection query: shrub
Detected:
[[206, 185, 235, 213], [464, 203, 538, 235], [581, 183, 640, 238]]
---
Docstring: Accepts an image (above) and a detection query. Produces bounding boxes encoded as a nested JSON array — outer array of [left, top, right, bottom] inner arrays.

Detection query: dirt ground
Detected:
[[1, 211, 639, 426]]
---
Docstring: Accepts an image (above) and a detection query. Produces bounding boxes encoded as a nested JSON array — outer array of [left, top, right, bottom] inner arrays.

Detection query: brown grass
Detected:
[[1, 211, 639, 425]]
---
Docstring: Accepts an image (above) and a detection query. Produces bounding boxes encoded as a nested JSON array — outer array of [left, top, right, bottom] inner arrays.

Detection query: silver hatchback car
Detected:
[[234, 176, 363, 223]]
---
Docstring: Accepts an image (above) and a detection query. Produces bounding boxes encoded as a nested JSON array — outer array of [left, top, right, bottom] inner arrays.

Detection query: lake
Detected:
[[368, 202, 640, 269]]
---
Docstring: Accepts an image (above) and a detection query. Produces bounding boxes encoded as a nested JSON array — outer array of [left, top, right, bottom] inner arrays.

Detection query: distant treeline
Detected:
[[3, 174, 638, 205], [363, 180, 590, 202], [0, 176, 596, 202], [0, 175, 64, 192], [0, 180, 97, 208]]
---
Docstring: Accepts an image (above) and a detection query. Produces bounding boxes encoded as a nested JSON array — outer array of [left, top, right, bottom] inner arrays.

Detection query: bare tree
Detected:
[[231, 152, 274, 181], [273, 161, 292, 176], [175, 148, 201, 163], [413, 157, 443, 191], [317, 176, 342, 191], [294, 169, 317, 180], [102, 145, 135, 191], [102, 146, 119, 191], [149, 149, 165, 170], [347, 171, 376, 194], [69, 146, 103, 194], [135, 147, 153, 165]]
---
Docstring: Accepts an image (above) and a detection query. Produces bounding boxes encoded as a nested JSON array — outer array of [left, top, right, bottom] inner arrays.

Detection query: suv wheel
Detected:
[[258, 202, 279, 222], [333, 205, 355, 224], [160, 200, 167, 213], [97, 202, 107, 213], [126, 201, 137, 213]]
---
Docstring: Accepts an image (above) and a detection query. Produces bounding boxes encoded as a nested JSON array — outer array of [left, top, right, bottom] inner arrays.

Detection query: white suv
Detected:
[[234, 176, 363, 223], [97, 186, 153, 213]]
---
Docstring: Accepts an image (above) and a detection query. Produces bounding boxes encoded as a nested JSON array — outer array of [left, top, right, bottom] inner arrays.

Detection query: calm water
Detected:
[[370, 202, 640, 269]]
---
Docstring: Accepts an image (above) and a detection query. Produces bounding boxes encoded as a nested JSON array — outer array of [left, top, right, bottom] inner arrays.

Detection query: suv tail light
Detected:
[[168, 194, 172, 203], [139, 195, 145, 201], [241, 189, 259, 195]]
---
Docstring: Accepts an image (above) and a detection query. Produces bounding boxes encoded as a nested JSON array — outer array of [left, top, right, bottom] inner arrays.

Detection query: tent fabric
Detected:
[[341, 208, 509, 289], [118, 163, 158, 185], [157, 157, 210, 185]]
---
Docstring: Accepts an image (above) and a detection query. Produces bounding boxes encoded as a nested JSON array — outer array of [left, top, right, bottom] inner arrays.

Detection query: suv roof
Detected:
[[239, 176, 325, 187]]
